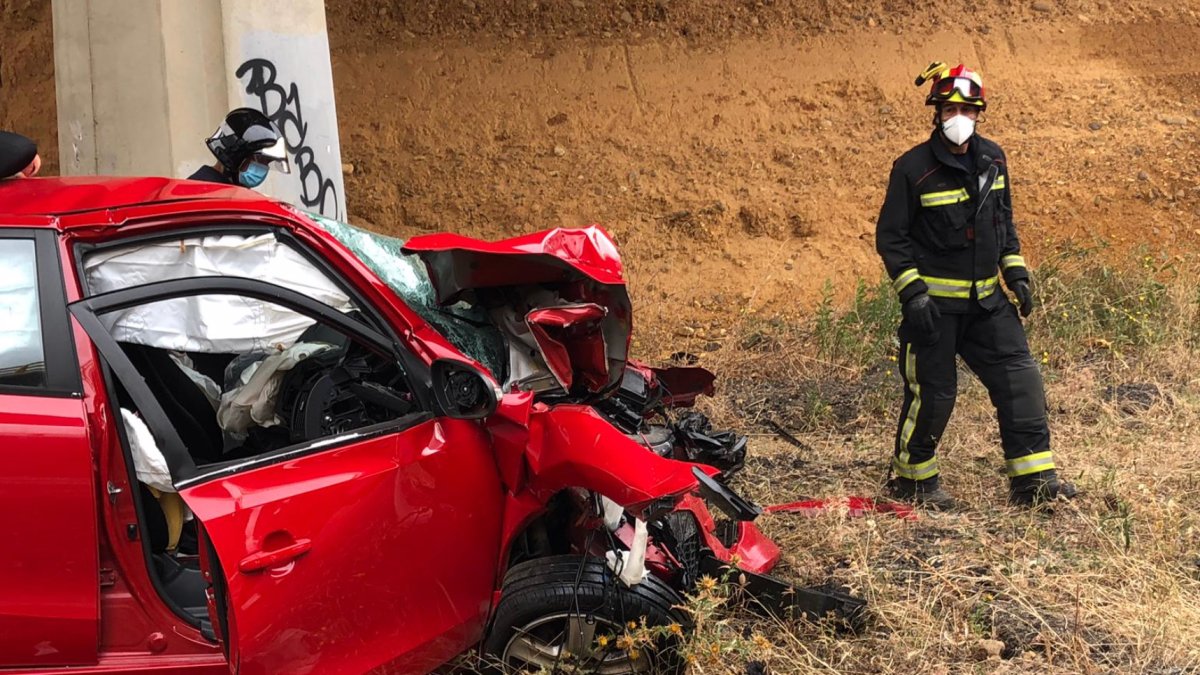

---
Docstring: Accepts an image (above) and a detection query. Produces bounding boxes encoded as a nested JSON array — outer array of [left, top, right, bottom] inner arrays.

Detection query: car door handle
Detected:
[[238, 538, 312, 573]]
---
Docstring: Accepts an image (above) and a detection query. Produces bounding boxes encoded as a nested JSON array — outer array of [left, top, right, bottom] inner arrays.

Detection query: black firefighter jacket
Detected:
[[876, 130, 1030, 313]]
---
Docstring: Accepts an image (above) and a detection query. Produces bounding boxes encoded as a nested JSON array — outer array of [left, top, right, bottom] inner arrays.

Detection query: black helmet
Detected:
[[204, 108, 290, 186]]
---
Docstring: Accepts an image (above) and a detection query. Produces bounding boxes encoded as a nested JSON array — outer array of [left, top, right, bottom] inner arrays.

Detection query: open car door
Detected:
[[70, 277, 506, 675]]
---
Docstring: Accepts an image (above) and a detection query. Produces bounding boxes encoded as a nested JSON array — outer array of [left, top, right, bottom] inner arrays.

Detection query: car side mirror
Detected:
[[431, 359, 499, 420]]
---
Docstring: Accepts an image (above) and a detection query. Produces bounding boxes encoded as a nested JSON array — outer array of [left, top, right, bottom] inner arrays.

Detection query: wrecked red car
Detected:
[[0, 177, 860, 675]]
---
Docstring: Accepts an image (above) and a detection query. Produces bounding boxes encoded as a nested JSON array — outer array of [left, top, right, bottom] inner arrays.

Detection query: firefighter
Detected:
[[875, 63, 1076, 508], [188, 108, 289, 188]]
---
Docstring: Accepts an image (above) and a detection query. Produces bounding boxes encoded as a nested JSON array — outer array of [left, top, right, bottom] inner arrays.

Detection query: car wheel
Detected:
[[483, 555, 687, 674]]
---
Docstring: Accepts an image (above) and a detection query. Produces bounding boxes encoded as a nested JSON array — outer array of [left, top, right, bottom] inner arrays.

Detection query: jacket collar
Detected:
[[927, 129, 977, 174]]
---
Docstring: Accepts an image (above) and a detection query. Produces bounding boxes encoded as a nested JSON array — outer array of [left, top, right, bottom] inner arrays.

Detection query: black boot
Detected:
[[1009, 470, 1077, 506], [887, 476, 956, 510]]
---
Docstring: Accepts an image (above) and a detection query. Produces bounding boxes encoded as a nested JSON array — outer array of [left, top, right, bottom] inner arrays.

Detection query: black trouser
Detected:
[[892, 302, 1055, 483]]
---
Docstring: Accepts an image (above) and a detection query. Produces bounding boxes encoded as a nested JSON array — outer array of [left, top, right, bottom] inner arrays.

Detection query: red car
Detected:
[[0, 177, 860, 675]]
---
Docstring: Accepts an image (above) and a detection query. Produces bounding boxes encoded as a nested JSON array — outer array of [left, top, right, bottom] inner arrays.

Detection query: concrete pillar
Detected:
[[52, 0, 346, 220]]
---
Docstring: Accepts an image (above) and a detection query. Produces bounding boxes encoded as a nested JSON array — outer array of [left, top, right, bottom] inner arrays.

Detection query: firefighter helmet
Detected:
[[915, 62, 987, 110]]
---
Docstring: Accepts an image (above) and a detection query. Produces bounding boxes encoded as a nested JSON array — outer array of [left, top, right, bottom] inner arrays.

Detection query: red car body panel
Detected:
[[523, 404, 709, 511], [402, 226, 626, 299], [179, 417, 505, 675], [487, 397, 712, 578], [673, 494, 781, 575], [0, 176, 252, 217], [0, 395, 98, 668]]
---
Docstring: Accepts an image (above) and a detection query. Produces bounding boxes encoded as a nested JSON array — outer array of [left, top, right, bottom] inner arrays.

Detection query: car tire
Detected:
[[483, 554, 687, 674]]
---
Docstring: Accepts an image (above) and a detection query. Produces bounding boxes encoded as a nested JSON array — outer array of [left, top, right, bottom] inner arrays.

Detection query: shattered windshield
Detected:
[[310, 215, 508, 381]]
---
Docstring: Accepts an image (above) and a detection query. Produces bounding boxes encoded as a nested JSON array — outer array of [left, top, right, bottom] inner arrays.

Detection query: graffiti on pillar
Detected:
[[236, 58, 340, 219]]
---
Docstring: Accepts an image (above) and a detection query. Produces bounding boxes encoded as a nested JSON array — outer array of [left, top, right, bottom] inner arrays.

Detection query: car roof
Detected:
[[0, 176, 265, 221]]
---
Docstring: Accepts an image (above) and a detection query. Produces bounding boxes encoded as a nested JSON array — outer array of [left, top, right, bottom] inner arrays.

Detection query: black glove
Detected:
[[902, 292, 941, 340], [1011, 279, 1034, 317]]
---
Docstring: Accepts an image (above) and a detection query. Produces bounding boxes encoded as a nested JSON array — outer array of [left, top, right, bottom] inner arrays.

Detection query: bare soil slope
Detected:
[[0, 0, 56, 175], [5, 2, 1199, 336], [325, 1, 1200, 350]]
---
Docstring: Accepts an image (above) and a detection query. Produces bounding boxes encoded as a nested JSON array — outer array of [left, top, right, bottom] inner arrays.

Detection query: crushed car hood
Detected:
[[401, 226, 626, 304], [402, 227, 631, 399]]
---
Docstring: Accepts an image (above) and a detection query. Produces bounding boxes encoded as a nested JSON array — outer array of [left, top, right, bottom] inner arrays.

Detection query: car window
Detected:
[[111, 294, 417, 469], [82, 233, 357, 352], [0, 238, 46, 388], [310, 215, 508, 381]]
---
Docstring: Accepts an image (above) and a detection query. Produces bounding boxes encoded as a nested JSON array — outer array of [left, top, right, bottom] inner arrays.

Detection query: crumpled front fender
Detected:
[[525, 403, 709, 513], [488, 394, 710, 515]]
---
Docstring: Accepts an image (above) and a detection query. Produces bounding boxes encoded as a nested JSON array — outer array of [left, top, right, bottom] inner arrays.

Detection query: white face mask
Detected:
[[941, 114, 976, 146]]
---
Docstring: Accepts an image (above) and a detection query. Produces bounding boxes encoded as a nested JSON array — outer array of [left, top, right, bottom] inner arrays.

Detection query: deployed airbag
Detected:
[[121, 408, 174, 492], [83, 234, 353, 353], [218, 342, 335, 435]]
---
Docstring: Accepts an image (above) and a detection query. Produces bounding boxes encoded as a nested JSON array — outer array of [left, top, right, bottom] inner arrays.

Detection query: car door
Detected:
[[0, 228, 96, 668], [69, 276, 506, 675]]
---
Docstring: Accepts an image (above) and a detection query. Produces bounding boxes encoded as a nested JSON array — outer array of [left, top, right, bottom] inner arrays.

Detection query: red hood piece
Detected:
[[402, 226, 624, 304]]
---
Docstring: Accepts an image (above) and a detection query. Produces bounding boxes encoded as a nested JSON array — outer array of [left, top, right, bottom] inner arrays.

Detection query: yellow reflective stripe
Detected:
[[926, 287, 970, 299], [925, 275, 972, 298], [922, 275, 972, 288], [898, 344, 921, 466], [924, 276, 999, 299], [975, 275, 1000, 298], [1001, 255, 1026, 270], [920, 189, 970, 208], [1006, 451, 1055, 477], [893, 268, 921, 293], [992, 175, 1006, 190], [893, 456, 939, 481]]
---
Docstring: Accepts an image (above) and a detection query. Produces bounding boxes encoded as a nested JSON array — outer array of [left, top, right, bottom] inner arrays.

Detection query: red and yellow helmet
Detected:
[[915, 62, 987, 109]]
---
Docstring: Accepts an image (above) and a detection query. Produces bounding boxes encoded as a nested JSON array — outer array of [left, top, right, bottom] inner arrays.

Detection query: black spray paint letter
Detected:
[[237, 58, 341, 218]]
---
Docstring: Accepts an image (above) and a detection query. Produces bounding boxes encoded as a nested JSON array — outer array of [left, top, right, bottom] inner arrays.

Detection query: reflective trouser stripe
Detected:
[[893, 455, 939, 481], [893, 268, 921, 294], [1001, 254, 1026, 270], [924, 275, 1000, 299], [895, 344, 938, 480], [920, 188, 970, 207], [1006, 451, 1056, 477]]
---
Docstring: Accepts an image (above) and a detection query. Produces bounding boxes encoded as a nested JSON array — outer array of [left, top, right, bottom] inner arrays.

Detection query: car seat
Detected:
[[120, 343, 225, 464]]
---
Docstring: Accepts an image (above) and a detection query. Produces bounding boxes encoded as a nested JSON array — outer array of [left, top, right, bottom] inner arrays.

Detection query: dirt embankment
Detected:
[[0, 0, 56, 175], [325, 1, 1200, 350], [5, 1, 1200, 346]]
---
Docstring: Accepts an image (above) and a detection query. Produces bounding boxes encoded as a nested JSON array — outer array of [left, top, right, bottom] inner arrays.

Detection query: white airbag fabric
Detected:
[[83, 234, 353, 353], [218, 342, 334, 434], [121, 408, 174, 493]]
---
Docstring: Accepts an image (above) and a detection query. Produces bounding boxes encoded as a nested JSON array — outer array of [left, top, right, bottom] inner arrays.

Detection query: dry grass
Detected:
[[630, 247, 1200, 673]]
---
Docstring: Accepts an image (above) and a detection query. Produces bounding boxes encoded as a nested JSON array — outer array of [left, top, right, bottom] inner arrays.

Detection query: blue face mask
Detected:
[[238, 160, 269, 188]]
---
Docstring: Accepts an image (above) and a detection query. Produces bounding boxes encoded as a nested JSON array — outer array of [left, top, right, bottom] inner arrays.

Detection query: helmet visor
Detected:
[[931, 77, 983, 103], [254, 137, 291, 174]]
